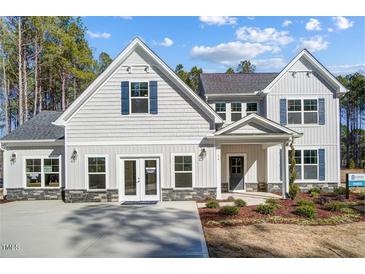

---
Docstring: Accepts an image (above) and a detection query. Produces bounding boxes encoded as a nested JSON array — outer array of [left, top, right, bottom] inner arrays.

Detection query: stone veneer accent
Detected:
[[162, 188, 216, 201], [5, 188, 62, 200], [64, 189, 119, 203], [267, 182, 339, 193]]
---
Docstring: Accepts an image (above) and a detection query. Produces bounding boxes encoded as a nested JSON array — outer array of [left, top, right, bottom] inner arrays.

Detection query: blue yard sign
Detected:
[[348, 173, 365, 187]]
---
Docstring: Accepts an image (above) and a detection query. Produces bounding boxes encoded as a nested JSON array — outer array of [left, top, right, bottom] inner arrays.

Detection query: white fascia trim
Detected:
[[67, 140, 203, 146], [54, 37, 223, 126], [208, 134, 295, 140], [214, 113, 302, 136], [263, 49, 348, 94]]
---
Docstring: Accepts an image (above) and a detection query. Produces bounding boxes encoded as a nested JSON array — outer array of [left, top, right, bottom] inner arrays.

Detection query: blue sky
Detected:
[[83, 16, 365, 74]]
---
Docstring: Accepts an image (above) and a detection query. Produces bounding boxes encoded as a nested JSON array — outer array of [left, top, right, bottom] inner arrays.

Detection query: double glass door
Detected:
[[121, 158, 159, 201]]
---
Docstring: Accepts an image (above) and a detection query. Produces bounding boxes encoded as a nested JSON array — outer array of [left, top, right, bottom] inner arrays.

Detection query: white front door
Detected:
[[120, 158, 160, 201]]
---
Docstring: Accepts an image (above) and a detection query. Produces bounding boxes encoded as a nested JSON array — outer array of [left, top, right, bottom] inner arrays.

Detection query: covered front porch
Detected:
[[209, 114, 302, 199]]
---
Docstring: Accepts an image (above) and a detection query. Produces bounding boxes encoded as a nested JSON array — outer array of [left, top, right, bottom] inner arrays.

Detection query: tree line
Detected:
[[1, 17, 364, 168], [0, 16, 112, 135]]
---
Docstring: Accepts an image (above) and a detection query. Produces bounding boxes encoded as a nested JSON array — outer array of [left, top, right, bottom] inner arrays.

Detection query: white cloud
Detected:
[[87, 31, 111, 39], [328, 63, 365, 75], [120, 16, 132, 20], [160, 37, 174, 47], [247, 17, 255, 20], [253, 58, 286, 70], [191, 41, 276, 66], [199, 16, 237, 26], [305, 18, 321, 31], [235, 26, 294, 45], [333, 16, 354, 30], [298, 35, 329, 52], [328, 28, 334, 32], [282, 20, 292, 27]]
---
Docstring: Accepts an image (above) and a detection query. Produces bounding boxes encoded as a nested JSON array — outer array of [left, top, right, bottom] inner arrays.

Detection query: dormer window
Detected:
[[231, 102, 242, 122], [215, 103, 226, 120]]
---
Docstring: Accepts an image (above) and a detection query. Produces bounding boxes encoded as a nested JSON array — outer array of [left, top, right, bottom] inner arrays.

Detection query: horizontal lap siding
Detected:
[[67, 49, 213, 142], [221, 144, 266, 184], [67, 144, 215, 190]]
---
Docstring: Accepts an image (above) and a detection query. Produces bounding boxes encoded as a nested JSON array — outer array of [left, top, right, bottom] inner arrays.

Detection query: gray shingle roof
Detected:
[[200, 73, 279, 95], [1, 111, 64, 141]]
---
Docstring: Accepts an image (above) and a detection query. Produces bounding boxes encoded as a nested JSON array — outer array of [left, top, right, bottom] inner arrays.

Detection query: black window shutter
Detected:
[[279, 99, 287, 125], [149, 81, 158, 114], [121, 81, 129, 115]]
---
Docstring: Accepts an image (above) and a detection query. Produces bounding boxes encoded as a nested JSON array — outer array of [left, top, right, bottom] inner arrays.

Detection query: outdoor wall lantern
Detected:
[[71, 149, 78, 161], [199, 148, 207, 161], [10, 152, 16, 164]]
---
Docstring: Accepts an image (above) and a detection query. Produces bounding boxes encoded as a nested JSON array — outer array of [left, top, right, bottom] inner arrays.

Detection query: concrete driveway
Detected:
[[0, 201, 208, 258]]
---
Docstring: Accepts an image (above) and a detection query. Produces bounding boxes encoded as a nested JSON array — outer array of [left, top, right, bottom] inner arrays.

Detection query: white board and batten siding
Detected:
[[65, 48, 216, 190], [66, 48, 214, 143], [265, 57, 340, 184], [3, 146, 64, 189]]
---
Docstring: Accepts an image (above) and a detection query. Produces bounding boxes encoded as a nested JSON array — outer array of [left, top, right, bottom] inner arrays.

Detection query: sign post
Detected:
[[346, 173, 365, 199]]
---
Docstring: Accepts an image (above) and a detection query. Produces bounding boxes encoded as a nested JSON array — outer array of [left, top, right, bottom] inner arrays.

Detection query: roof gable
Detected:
[[215, 114, 301, 136], [54, 37, 223, 126], [263, 49, 348, 94]]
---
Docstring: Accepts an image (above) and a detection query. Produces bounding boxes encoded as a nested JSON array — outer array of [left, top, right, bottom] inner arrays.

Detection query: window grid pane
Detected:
[[88, 157, 106, 173], [288, 100, 301, 111], [246, 102, 257, 112], [215, 103, 226, 112], [231, 102, 241, 112], [304, 99, 317, 111]]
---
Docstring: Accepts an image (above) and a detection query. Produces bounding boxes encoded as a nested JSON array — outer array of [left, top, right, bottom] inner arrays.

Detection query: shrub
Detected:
[[311, 192, 319, 199], [323, 201, 348, 212], [295, 205, 316, 218], [256, 204, 276, 215], [265, 198, 280, 209], [309, 187, 321, 196], [358, 191, 365, 199], [205, 200, 220, 209], [297, 199, 315, 208], [349, 159, 355, 169], [289, 183, 301, 200], [317, 196, 332, 205], [340, 207, 355, 214], [334, 187, 347, 196], [219, 206, 239, 216], [233, 198, 247, 207]]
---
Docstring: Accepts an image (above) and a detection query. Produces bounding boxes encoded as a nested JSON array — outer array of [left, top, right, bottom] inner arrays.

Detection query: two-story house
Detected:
[[0, 37, 347, 202]]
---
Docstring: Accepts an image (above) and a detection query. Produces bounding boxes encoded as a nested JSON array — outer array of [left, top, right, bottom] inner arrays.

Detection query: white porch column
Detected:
[[281, 141, 288, 198], [215, 145, 222, 199]]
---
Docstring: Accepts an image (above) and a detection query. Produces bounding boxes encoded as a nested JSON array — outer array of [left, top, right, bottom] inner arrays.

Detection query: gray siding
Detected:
[[266, 57, 340, 184], [67, 144, 215, 190], [67, 48, 214, 142]]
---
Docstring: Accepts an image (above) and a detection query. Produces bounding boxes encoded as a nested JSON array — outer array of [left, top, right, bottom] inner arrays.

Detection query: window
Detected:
[[246, 102, 258, 114], [174, 155, 193, 188], [25, 158, 60, 188], [88, 157, 106, 189], [287, 99, 302, 124], [26, 159, 42, 187], [131, 82, 149, 113], [44, 159, 60, 187], [303, 150, 318, 179], [303, 99, 318, 124], [231, 102, 242, 122], [288, 150, 302, 180], [231, 157, 242, 174], [215, 103, 226, 120]]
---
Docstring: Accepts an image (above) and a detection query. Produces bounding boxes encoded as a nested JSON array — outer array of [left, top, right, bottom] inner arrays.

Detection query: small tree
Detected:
[[289, 139, 300, 199]]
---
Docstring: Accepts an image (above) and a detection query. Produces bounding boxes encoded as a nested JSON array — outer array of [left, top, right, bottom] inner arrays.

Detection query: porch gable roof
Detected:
[[214, 114, 302, 137]]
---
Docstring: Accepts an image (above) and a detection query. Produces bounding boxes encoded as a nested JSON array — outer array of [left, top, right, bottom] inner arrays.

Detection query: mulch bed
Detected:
[[199, 192, 365, 226]]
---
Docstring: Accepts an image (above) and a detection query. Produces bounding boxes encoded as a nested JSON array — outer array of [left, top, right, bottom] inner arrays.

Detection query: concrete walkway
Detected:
[[0, 201, 208, 258], [197, 192, 281, 208]]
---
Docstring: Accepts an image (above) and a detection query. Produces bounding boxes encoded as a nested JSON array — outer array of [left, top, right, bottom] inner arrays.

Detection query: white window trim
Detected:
[[215, 102, 226, 120], [288, 148, 319, 182], [23, 156, 62, 189], [287, 98, 318, 125], [129, 81, 150, 115], [171, 153, 195, 190], [231, 102, 242, 121], [246, 102, 258, 115], [85, 154, 109, 191]]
